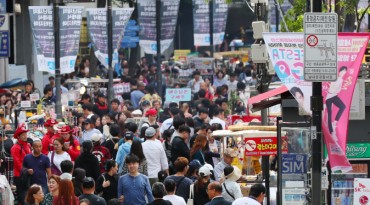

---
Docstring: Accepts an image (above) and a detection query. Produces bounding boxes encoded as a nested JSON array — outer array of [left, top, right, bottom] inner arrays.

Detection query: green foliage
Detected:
[[279, 0, 306, 32]]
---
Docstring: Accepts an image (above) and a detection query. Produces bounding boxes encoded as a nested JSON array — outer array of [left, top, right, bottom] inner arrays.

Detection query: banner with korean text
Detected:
[[192, 0, 228, 46], [263, 33, 369, 172], [29, 6, 83, 74], [86, 8, 133, 68], [138, 0, 180, 54]]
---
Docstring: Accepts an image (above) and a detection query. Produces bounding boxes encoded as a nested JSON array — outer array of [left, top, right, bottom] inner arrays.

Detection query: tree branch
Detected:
[[359, 2, 370, 24]]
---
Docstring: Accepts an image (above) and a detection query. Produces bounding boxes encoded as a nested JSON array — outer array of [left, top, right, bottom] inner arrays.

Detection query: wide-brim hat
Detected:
[[53, 122, 66, 131], [44, 119, 57, 127], [223, 166, 242, 182], [58, 125, 73, 134], [14, 126, 29, 139]]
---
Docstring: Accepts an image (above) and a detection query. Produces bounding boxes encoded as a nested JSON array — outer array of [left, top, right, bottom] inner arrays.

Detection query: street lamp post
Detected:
[[53, 0, 62, 120], [156, 0, 163, 98], [209, 0, 214, 57]]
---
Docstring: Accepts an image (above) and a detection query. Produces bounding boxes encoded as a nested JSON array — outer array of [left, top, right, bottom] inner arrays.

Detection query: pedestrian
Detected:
[[59, 125, 81, 162], [190, 134, 208, 165], [186, 160, 202, 182], [12, 125, 32, 205], [221, 166, 243, 202], [165, 157, 193, 202], [115, 131, 133, 174], [130, 82, 146, 109], [171, 125, 191, 164], [41, 175, 61, 205], [95, 160, 119, 202], [231, 183, 266, 205], [91, 133, 111, 173], [205, 182, 231, 205], [82, 103, 94, 119], [72, 168, 86, 197], [121, 139, 148, 176], [23, 139, 51, 194], [193, 165, 213, 205], [79, 177, 107, 205], [81, 118, 103, 144], [93, 93, 109, 117], [117, 154, 154, 205], [48, 138, 71, 176], [163, 179, 186, 205], [25, 184, 44, 205], [214, 148, 237, 181], [53, 179, 79, 205], [142, 127, 169, 186], [74, 140, 100, 181], [41, 119, 58, 155], [102, 124, 120, 160], [147, 182, 172, 205]]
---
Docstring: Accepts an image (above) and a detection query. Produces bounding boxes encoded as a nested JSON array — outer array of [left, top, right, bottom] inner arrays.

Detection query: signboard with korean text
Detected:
[[244, 137, 288, 156], [165, 88, 191, 102], [0, 14, 9, 57], [354, 178, 370, 205], [188, 57, 214, 70], [113, 82, 130, 103], [304, 13, 338, 81], [282, 154, 308, 174]]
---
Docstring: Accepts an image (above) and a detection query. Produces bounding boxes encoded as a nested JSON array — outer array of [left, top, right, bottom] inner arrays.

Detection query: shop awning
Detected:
[[248, 85, 289, 112]]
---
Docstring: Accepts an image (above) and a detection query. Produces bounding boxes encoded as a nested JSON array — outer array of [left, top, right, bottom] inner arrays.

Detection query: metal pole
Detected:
[[275, 0, 279, 32], [53, 0, 62, 120], [107, 0, 114, 109], [209, 0, 214, 57], [156, 0, 163, 98], [311, 1, 323, 204]]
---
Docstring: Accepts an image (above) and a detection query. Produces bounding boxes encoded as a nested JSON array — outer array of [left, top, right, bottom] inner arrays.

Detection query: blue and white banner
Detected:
[[0, 0, 6, 13], [86, 8, 133, 67], [29, 6, 83, 74], [138, 0, 180, 54], [193, 0, 228, 46]]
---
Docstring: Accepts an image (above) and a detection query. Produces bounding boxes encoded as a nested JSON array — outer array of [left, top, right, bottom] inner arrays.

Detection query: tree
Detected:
[[337, 0, 370, 32]]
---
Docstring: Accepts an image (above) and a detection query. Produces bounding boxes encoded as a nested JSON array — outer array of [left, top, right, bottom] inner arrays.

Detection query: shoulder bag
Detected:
[[187, 184, 194, 205]]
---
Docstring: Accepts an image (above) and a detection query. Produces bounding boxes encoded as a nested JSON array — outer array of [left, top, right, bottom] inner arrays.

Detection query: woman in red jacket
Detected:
[[41, 119, 58, 155], [11, 125, 32, 205], [59, 125, 81, 161]]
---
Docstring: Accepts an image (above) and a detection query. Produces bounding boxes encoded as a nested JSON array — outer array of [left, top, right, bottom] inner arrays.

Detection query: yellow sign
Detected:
[[174, 49, 191, 61]]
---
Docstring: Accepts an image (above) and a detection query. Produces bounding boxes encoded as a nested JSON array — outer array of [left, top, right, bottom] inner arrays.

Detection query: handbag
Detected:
[[50, 151, 62, 176], [223, 182, 235, 200], [187, 184, 194, 205]]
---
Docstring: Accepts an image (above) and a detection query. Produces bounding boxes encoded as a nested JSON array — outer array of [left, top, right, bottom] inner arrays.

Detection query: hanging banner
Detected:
[[264, 32, 369, 172], [86, 8, 134, 68], [193, 0, 228, 46], [138, 0, 180, 54], [354, 178, 370, 205], [0, 0, 6, 13], [29, 6, 83, 74]]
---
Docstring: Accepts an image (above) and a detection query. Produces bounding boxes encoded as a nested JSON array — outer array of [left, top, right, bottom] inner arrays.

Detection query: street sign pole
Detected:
[[310, 1, 323, 204], [53, 0, 62, 120], [156, 0, 163, 98], [107, 0, 114, 109]]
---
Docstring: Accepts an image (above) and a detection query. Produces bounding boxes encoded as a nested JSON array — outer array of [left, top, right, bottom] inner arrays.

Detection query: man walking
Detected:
[[79, 177, 107, 205], [232, 183, 266, 205], [205, 182, 232, 205]]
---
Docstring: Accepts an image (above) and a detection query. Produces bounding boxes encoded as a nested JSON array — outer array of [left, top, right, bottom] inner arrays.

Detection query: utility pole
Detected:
[[209, 0, 214, 57], [107, 0, 114, 109], [156, 0, 163, 97], [311, 0, 323, 204], [53, 0, 62, 120]]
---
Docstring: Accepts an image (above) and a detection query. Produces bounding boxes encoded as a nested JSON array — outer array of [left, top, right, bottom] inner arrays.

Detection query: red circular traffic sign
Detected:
[[306, 35, 318, 47]]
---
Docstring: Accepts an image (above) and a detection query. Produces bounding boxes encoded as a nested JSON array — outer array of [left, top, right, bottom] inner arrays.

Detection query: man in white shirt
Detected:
[[142, 127, 169, 186], [232, 183, 266, 205], [159, 107, 180, 135], [187, 70, 204, 94], [209, 107, 226, 129]]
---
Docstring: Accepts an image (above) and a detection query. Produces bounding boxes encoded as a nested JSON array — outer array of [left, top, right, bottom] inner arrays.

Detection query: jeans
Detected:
[[326, 95, 346, 133]]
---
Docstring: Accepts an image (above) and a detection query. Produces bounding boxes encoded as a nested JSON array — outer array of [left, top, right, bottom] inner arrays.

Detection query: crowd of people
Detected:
[[0, 57, 269, 205]]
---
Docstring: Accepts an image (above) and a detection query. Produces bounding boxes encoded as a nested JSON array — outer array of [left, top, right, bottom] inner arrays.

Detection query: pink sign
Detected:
[[322, 33, 369, 172], [264, 33, 369, 172]]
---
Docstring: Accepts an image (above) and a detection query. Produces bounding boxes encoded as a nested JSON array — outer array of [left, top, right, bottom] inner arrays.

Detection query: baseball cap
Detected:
[[124, 131, 134, 140], [145, 127, 156, 138], [224, 148, 237, 158], [199, 165, 213, 177], [145, 108, 157, 117], [83, 118, 93, 124], [132, 110, 142, 116], [91, 133, 102, 143]]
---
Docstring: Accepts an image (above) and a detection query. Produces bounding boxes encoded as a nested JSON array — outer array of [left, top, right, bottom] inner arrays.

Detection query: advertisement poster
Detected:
[[138, 0, 180, 54], [0, 0, 6, 13], [29, 6, 83, 74], [193, 0, 228, 46], [282, 154, 308, 174], [264, 33, 369, 172], [282, 189, 307, 205], [86, 8, 133, 68], [165, 88, 191, 102], [244, 137, 288, 156], [188, 57, 214, 70], [354, 178, 370, 205]]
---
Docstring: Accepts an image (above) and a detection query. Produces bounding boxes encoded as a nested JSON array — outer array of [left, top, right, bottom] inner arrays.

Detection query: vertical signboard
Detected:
[[0, 0, 6, 13], [0, 13, 9, 57], [138, 0, 180, 54], [29, 6, 83, 74], [86, 8, 133, 67], [304, 13, 338, 81], [193, 0, 228, 46], [354, 178, 370, 205]]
